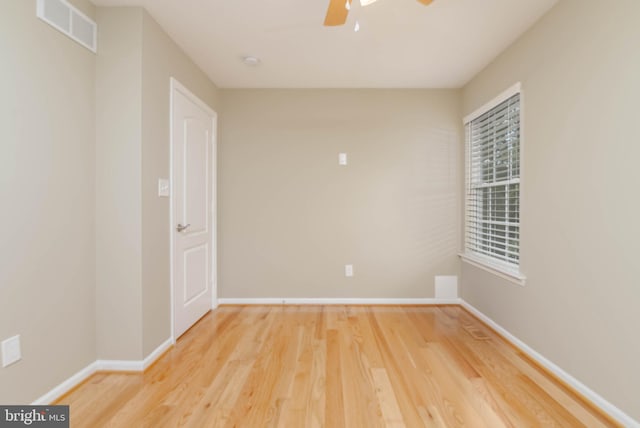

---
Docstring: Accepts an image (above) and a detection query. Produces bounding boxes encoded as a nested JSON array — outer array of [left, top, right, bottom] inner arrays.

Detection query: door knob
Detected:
[[176, 223, 191, 232]]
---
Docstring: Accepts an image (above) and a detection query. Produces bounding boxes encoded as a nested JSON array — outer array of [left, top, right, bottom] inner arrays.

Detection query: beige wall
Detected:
[[5, 0, 635, 419], [140, 11, 221, 356], [96, 7, 220, 360], [0, 2, 219, 400], [461, 0, 640, 420], [0, 0, 96, 403], [219, 89, 461, 298], [95, 7, 143, 360]]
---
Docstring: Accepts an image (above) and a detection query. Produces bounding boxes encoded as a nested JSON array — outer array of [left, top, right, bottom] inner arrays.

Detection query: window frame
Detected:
[[460, 83, 526, 286]]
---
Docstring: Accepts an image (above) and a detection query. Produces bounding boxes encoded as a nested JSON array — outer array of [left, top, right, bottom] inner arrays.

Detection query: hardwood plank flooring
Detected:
[[56, 306, 619, 427]]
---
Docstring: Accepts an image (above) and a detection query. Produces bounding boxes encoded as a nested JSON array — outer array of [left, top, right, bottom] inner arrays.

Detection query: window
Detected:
[[462, 84, 525, 284]]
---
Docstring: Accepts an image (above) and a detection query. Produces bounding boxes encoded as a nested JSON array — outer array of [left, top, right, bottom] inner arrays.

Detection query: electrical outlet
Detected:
[[345, 264, 354, 277], [2, 335, 21, 368]]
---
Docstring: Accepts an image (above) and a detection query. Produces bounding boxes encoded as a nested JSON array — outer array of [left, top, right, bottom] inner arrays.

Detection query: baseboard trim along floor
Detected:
[[460, 301, 638, 427], [32, 338, 173, 405], [217, 297, 462, 305], [32, 361, 99, 406], [31, 302, 638, 426]]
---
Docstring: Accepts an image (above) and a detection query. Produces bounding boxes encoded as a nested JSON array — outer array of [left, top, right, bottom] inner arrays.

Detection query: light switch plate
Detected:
[[338, 153, 348, 166], [2, 335, 21, 368], [158, 178, 170, 197]]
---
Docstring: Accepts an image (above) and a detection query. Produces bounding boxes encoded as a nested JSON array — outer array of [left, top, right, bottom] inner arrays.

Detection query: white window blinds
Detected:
[[465, 92, 520, 268]]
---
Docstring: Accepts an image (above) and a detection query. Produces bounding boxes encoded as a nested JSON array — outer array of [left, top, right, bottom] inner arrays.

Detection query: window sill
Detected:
[[459, 253, 526, 286]]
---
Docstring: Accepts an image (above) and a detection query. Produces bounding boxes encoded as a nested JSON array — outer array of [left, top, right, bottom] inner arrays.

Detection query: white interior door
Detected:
[[171, 79, 216, 340]]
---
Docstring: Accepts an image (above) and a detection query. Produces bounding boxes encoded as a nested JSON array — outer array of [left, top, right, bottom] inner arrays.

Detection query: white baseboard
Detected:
[[32, 361, 98, 405], [36, 304, 636, 426], [460, 300, 639, 428], [32, 338, 173, 405], [96, 337, 173, 372], [143, 338, 173, 370], [95, 359, 144, 372], [218, 298, 462, 305]]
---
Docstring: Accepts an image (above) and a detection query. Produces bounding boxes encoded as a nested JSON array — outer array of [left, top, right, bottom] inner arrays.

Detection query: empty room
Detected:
[[1, 0, 638, 426]]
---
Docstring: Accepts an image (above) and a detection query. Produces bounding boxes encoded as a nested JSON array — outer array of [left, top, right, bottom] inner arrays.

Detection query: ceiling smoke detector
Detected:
[[242, 56, 261, 66]]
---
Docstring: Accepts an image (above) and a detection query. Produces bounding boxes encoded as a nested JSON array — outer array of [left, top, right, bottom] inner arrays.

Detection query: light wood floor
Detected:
[[57, 305, 618, 427]]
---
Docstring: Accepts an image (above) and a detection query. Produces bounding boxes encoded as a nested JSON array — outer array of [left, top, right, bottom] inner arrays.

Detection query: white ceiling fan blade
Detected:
[[360, 0, 377, 6]]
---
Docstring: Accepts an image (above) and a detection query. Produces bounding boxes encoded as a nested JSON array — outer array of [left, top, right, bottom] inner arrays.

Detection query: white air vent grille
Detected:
[[36, 0, 97, 53]]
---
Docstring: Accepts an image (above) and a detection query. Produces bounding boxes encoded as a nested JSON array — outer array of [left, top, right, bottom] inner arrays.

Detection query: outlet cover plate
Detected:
[[2, 335, 21, 367], [345, 264, 354, 277]]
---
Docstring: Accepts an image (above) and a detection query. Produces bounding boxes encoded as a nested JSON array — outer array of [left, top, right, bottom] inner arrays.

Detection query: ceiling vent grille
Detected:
[[36, 0, 97, 53]]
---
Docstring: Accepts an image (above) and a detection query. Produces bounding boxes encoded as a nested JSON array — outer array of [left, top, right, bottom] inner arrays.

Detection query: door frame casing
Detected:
[[169, 77, 218, 344]]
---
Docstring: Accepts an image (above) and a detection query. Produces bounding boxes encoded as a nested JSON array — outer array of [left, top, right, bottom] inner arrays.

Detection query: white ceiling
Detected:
[[92, 0, 558, 88]]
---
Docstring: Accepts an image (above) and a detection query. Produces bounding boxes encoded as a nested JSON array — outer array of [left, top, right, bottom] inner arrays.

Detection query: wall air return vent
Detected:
[[36, 0, 97, 53]]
